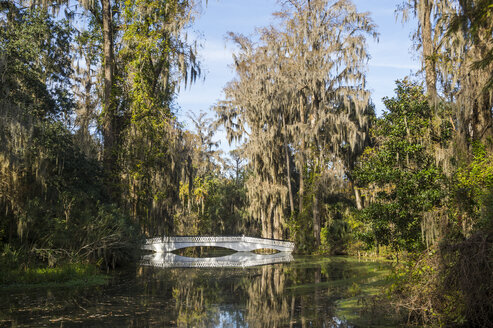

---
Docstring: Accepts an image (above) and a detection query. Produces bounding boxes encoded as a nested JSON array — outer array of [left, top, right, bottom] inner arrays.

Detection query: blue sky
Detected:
[[176, 0, 419, 150]]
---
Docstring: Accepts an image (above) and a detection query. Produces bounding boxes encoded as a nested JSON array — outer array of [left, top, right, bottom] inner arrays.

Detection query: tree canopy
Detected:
[[216, 0, 376, 246]]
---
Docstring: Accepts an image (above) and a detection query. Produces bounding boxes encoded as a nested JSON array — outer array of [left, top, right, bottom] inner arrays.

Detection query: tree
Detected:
[[175, 111, 222, 233], [187, 111, 222, 176], [117, 0, 201, 235], [400, 0, 493, 146], [444, 0, 493, 146], [398, 0, 442, 100], [216, 0, 376, 245], [0, 5, 138, 267], [354, 80, 452, 252], [0, 5, 74, 244]]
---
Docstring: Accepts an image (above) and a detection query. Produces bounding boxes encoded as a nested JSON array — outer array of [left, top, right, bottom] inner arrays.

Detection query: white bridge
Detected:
[[143, 236, 295, 253]]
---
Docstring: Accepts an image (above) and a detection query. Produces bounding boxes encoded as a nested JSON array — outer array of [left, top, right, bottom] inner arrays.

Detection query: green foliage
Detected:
[[176, 172, 254, 236], [354, 80, 451, 252], [289, 205, 317, 254], [320, 202, 352, 255], [0, 5, 140, 270], [455, 142, 493, 230], [116, 0, 201, 236], [0, 244, 24, 270], [387, 250, 448, 325], [389, 231, 493, 327], [362, 81, 493, 326], [200, 176, 252, 235], [0, 7, 74, 119]]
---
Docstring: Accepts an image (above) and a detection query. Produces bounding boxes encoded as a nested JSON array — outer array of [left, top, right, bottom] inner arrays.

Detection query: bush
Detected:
[[80, 203, 141, 269], [441, 232, 493, 327], [389, 230, 493, 326]]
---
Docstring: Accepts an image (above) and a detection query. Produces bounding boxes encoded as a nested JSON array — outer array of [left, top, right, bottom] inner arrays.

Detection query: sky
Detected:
[[176, 0, 420, 152]]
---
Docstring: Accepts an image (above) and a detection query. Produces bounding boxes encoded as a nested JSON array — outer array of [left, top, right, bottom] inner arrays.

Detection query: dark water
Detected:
[[0, 255, 395, 327]]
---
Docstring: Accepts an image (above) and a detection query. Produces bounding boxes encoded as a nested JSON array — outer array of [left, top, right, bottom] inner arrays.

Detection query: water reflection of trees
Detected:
[[0, 258, 388, 327], [173, 281, 219, 327], [244, 265, 291, 327], [164, 262, 347, 327]]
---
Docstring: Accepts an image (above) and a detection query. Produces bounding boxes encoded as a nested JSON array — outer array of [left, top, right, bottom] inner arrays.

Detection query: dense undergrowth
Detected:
[[0, 244, 108, 287]]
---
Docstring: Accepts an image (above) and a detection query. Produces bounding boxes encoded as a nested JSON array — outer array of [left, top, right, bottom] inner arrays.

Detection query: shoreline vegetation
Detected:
[[1, 0, 492, 326], [0, 263, 108, 289]]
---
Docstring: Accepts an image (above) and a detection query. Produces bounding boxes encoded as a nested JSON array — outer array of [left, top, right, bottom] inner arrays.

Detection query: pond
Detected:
[[0, 252, 397, 327]]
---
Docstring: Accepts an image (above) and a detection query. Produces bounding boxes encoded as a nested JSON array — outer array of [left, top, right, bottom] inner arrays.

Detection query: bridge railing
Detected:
[[241, 236, 294, 248], [145, 235, 294, 248]]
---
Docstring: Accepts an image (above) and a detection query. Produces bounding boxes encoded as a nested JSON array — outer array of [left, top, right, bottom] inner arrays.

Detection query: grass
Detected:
[[332, 262, 402, 327], [0, 263, 109, 289], [287, 256, 391, 294]]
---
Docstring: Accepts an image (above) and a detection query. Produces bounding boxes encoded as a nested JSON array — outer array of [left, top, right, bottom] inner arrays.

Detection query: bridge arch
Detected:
[[142, 236, 295, 253]]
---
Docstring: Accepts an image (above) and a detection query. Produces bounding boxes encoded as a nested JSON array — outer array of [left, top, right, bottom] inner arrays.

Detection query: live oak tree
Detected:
[[216, 0, 376, 246]]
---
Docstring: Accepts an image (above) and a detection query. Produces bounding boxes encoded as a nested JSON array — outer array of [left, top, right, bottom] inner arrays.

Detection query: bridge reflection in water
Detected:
[[141, 251, 294, 268]]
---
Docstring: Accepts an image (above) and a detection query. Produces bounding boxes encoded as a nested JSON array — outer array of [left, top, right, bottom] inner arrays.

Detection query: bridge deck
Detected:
[[143, 236, 295, 253]]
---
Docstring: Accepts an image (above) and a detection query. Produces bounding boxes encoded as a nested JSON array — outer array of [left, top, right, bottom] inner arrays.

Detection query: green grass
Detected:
[[333, 265, 402, 327], [0, 263, 108, 289]]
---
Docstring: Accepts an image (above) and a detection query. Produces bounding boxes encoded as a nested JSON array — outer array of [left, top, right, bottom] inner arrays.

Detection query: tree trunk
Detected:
[[473, 91, 493, 143], [311, 92, 321, 249], [267, 206, 273, 239], [422, 0, 437, 101], [298, 96, 305, 213], [273, 210, 282, 239], [299, 162, 304, 212], [354, 186, 363, 210], [101, 0, 117, 197], [283, 117, 295, 216], [261, 209, 268, 238], [187, 155, 193, 213], [313, 190, 320, 248]]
